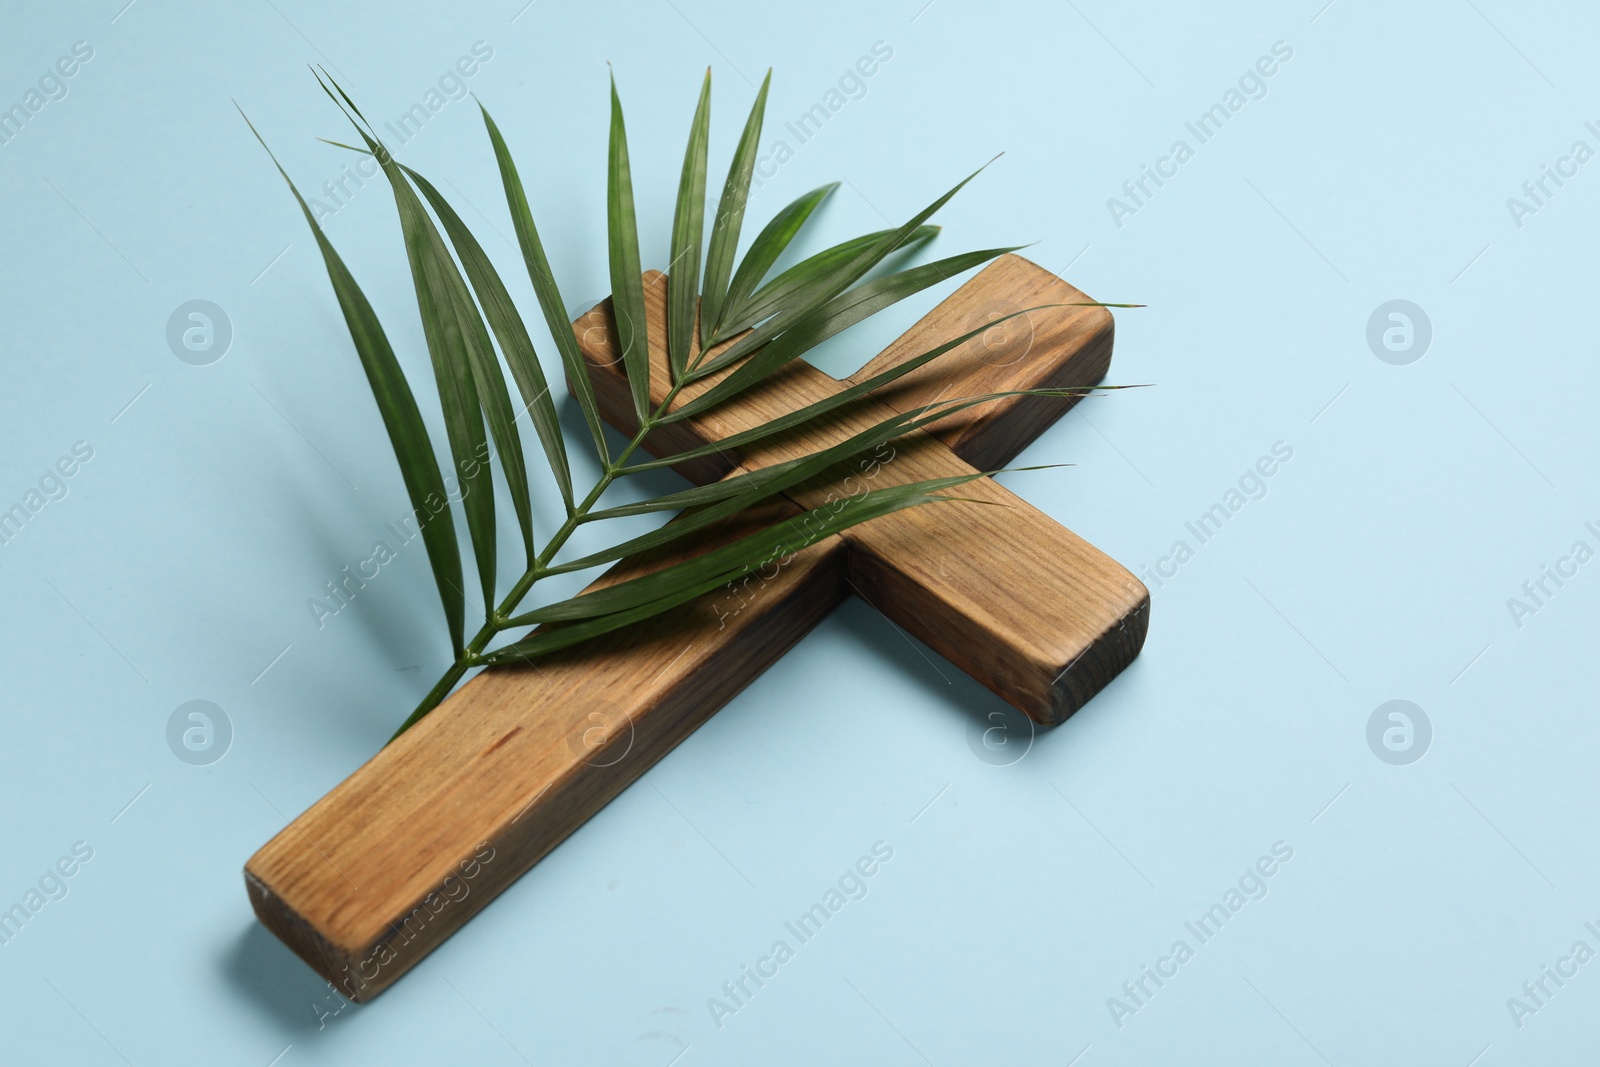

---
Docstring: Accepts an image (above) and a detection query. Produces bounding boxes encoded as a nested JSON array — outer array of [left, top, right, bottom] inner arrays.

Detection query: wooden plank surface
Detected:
[[245, 254, 1145, 1001], [248, 500, 847, 1001], [849, 254, 1118, 472]]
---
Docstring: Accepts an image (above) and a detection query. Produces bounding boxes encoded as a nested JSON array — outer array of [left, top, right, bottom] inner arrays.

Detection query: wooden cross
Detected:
[[245, 254, 1149, 1001]]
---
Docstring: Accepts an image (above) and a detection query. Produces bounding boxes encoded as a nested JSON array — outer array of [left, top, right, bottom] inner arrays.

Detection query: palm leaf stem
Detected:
[[389, 375, 689, 739]]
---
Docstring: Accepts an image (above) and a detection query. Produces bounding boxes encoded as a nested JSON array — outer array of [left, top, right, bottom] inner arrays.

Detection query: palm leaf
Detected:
[[607, 72, 651, 422], [554, 464, 818, 574], [667, 70, 712, 382], [318, 79, 501, 614], [239, 107, 467, 655], [697, 69, 770, 351], [689, 162, 994, 379], [402, 163, 560, 558], [481, 102, 610, 472], [571, 383, 1112, 571], [712, 223, 935, 342], [482, 473, 984, 657], [585, 454, 823, 522], [624, 304, 1063, 474], [559, 403, 967, 572], [715, 181, 836, 336], [670, 245, 1023, 420]]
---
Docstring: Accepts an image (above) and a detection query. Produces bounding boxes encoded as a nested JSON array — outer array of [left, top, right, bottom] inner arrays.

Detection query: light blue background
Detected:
[[2, 0, 1595, 1063]]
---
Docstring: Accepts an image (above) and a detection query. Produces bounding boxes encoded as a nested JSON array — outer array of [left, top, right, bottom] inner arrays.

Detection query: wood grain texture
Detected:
[[245, 253, 1146, 1001]]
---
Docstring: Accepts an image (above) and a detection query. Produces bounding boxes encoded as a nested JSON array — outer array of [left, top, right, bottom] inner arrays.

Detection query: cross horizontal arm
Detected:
[[576, 255, 1148, 722]]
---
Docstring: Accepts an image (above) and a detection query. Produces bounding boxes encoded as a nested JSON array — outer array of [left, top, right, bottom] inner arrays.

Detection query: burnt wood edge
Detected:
[[1045, 589, 1151, 726]]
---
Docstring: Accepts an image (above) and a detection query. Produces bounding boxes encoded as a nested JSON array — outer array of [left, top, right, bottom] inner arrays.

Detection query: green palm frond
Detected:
[[246, 70, 1135, 742], [481, 102, 607, 475], [699, 70, 770, 347], [314, 75, 505, 617], [717, 181, 836, 333], [238, 106, 468, 657], [479, 473, 986, 664], [667, 70, 712, 382], [606, 72, 651, 422], [715, 221, 936, 340]]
